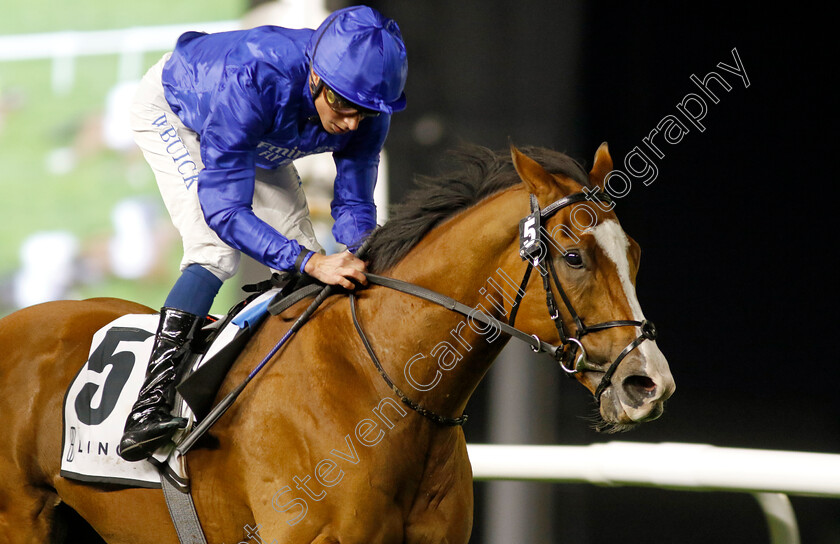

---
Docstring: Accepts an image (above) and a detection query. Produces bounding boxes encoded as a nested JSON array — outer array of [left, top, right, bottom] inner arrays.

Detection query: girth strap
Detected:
[[160, 473, 207, 544]]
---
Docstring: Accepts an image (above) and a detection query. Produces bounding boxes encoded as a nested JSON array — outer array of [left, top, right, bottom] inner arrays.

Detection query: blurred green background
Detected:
[[0, 1, 248, 317]]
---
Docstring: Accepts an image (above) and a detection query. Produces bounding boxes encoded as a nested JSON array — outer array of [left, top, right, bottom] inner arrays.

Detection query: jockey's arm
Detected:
[[191, 69, 323, 279], [330, 113, 389, 248]]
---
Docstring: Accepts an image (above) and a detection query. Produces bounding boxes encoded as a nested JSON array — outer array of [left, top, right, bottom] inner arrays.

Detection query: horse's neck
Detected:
[[364, 188, 525, 418], [395, 188, 523, 294]]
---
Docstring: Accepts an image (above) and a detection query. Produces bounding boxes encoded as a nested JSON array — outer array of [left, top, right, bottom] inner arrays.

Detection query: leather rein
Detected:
[[350, 190, 658, 427]]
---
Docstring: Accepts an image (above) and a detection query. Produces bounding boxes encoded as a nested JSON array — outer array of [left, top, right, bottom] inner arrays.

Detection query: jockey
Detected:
[[118, 5, 407, 462]]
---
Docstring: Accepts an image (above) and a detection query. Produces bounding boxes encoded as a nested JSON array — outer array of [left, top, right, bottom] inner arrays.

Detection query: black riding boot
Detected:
[[118, 307, 201, 462]]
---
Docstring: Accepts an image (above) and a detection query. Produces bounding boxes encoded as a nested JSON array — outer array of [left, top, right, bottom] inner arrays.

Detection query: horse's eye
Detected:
[[563, 250, 584, 268]]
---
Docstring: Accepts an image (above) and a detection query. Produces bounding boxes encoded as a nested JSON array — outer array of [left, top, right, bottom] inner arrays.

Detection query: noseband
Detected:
[[509, 192, 658, 402], [350, 189, 659, 426]]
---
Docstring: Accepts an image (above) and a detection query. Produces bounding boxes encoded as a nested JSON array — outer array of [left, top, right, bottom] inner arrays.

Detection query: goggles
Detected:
[[323, 86, 380, 120]]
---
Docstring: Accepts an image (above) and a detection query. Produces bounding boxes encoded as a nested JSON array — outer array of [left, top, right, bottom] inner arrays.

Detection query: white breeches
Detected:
[[129, 53, 322, 281]]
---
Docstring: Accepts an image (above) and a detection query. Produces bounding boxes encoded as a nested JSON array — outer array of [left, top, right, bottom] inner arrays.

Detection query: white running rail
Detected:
[[468, 442, 840, 544], [0, 22, 239, 62], [0, 22, 239, 92]]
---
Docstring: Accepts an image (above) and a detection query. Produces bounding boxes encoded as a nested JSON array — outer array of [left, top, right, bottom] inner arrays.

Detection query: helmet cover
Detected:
[[307, 5, 407, 114]]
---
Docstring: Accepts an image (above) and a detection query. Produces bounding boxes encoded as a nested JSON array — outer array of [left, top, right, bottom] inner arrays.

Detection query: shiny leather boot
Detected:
[[118, 307, 200, 462]]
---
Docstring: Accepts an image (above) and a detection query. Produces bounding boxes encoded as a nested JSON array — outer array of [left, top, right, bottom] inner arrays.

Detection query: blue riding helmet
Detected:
[[306, 5, 407, 115]]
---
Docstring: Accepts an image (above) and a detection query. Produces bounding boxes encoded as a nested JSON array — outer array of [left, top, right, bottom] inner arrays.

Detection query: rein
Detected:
[[179, 189, 660, 445], [350, 294, 467, 426], [350, 273, 565, 426], [350, 189, 658, 427]]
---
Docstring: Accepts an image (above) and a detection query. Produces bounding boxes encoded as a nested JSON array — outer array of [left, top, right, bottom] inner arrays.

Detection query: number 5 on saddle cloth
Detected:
[[59, 273, 305, 488]]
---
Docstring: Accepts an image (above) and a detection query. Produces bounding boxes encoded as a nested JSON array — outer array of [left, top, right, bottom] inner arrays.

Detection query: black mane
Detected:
[[367, 144, 590, 273]]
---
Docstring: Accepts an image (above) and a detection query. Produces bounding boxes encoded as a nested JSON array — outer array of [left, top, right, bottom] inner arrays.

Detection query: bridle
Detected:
[[349, 189, 658, 426], [509, 191, 658, 401]]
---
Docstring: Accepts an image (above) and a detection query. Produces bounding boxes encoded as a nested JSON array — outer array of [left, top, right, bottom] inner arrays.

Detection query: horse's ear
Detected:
[[511, 144, 556, 198], [589, 142, 613, 190]]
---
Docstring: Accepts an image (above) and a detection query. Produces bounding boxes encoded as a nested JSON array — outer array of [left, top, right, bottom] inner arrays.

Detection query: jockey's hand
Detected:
[[303, 251, 368, 290]]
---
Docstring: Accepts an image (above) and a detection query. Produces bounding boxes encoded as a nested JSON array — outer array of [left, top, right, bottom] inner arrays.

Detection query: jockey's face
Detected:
[[310, 73, 378, 135]]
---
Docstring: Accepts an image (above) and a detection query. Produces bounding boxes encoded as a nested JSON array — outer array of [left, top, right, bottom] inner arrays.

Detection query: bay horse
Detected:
[[0, 144, 674, 544]]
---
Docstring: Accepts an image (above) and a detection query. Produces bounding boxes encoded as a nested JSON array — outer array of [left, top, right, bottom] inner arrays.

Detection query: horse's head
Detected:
[[507, 144, 675, 431]]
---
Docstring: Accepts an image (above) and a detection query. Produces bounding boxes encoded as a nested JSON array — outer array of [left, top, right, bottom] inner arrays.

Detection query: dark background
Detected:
[[355, 1, 837, 543]]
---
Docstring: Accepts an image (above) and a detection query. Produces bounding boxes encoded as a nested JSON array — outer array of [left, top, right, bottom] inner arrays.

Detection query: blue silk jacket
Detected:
[[161, 26, 389, 271]]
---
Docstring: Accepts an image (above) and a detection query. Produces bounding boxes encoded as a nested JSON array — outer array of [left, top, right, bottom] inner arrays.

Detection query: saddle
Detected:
[[60, 272, 321, 489], [178, 271, 320, 420]]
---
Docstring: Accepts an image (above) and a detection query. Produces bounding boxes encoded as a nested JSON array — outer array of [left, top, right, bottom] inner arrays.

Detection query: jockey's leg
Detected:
[[118, 265, 221, 461], [119, 52, 235, 461], [117, 308, 197, 461]]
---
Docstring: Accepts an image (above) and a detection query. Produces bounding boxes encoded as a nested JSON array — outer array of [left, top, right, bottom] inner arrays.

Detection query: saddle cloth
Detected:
[[60, 289, 279, 489]]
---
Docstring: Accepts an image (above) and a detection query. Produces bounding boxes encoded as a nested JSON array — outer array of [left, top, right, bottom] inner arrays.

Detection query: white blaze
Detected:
[[591, 220, 674, 412], [591, 220, 645, 322]]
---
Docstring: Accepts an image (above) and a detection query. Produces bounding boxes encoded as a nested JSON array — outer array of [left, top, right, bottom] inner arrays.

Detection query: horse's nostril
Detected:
[[623, 375, 657, 400]]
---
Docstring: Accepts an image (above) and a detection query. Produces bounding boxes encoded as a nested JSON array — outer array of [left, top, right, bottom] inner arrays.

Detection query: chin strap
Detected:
[[309, 73, 324, 99]]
